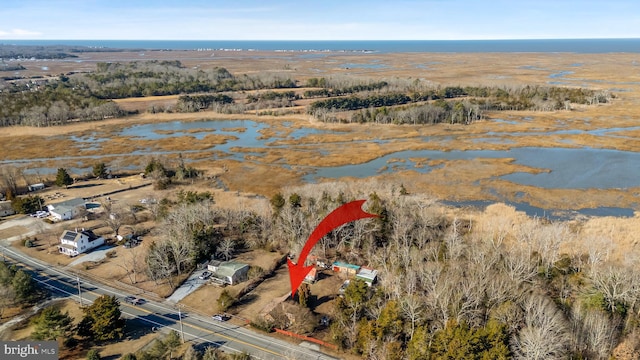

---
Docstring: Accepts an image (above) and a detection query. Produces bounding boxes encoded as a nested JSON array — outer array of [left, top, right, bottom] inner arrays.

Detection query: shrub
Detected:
[[105, 250, 117, 259], [63, 337, 78, 349], [86, 349, 101, 360], [248, 266, 264, 279], [217, 289, 236, 312], [249, 317, 274, 332]]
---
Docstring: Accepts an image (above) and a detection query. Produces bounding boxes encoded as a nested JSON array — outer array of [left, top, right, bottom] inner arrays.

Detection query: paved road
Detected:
[[0, 244, 340, 360]]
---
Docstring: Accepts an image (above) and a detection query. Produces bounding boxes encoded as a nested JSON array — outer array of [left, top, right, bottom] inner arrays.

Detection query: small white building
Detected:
[[28, 183, 45, 192], [207, 259, 223, 272], [356, 267, 378, 287], [0, 201, 15, 217], [58, 229, 105, 257], [47, 198, 86, 221]]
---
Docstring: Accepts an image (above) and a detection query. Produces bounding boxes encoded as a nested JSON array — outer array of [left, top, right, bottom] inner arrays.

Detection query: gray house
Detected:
[[209, 261, 249, 285]]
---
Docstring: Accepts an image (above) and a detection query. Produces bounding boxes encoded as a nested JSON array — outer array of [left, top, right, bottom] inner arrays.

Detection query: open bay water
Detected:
[[4, 39, 640, 53]]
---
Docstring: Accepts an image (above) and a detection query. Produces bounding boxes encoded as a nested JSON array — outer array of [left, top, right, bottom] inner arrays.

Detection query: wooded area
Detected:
[[308, 84, 612, 125], [128, 172, 640, 359], [0, 60, 612, 127]]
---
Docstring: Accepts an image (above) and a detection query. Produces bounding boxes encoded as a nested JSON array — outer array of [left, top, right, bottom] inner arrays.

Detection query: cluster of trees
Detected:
[[144, 156, 200, 190], [303, 79, 389, 98], [82, 61, 296, 99], [245, 90, 298, 103], [1, 165, 24, 199], [308, 84, 611, 124], [29, 295, 125, 359], [175, 94, 234, 112], [0, 261, 43, 317], [144, 191, 263, 289], [29, 295, 250, 360], [0, 78, 124, 127], [347, 100, 484, 125], [85, 61, 234, 98], [264, 183, 640, 359], [10, 194, 43, 214], [308, 93, 412, 112]]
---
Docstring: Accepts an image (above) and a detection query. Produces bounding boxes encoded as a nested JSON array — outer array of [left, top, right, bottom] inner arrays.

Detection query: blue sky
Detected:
[[1, 0, 639, 40]]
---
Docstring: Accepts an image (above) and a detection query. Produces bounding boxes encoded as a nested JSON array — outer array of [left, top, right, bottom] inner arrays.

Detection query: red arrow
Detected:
[[287, 199, 378, 297]]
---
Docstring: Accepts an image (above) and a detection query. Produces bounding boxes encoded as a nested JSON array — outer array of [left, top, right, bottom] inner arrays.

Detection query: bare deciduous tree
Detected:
[[571, 301, 618, 360], [401, 295, 424, 340], [1, 165, 22, 196], [512, 295, 570, 360], [117, 246, 143, 284], [217, 238, 236, 261], [146, 241, 177, 288], [590, 264, 639, 314]]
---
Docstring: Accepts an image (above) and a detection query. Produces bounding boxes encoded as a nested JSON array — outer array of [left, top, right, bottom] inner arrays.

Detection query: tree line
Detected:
[[303, 79, 389, 98], [0, 78, 124, 127], [307, 84, 612, 125], [175, 94, 234, 112], [0, 60, 304, 125], [0, 44, 80, 59], [83, 61, 296, 99]]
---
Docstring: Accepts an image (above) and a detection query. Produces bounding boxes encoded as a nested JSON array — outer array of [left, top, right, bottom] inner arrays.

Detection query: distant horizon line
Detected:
[[3, 37, 640, 42]]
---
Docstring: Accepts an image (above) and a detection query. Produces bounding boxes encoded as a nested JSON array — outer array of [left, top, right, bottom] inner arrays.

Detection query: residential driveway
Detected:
[[165, 269, 209, 304], [0, 215, 54, 244], [67, 244, 115, 267]]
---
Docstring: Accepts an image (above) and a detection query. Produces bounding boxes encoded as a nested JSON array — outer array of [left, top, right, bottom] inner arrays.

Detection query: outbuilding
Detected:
[[356, 267, 378, 287], [28, 183, 45, 192], [332, 261, 361, 277]]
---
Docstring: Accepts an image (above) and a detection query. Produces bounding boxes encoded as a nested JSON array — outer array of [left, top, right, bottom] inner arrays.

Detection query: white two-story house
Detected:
[[58, 229, 105, 257]]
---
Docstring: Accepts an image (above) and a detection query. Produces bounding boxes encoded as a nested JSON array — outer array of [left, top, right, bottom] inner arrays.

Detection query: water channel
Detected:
[[6, 119, 639, 218]]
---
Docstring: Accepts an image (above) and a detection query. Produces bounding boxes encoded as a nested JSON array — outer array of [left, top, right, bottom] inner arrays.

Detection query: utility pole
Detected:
[[76, 275, 83, 306], [177, 306, 185, 343]]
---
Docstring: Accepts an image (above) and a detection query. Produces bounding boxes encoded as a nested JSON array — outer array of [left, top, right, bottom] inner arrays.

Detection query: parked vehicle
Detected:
[[199, 271, 212, 280], [212, 314, 230, 322], [124, 296, 145, 305]]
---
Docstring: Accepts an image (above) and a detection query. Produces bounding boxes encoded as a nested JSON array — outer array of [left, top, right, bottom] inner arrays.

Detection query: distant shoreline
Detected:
[[3, 38, 640, 53]]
